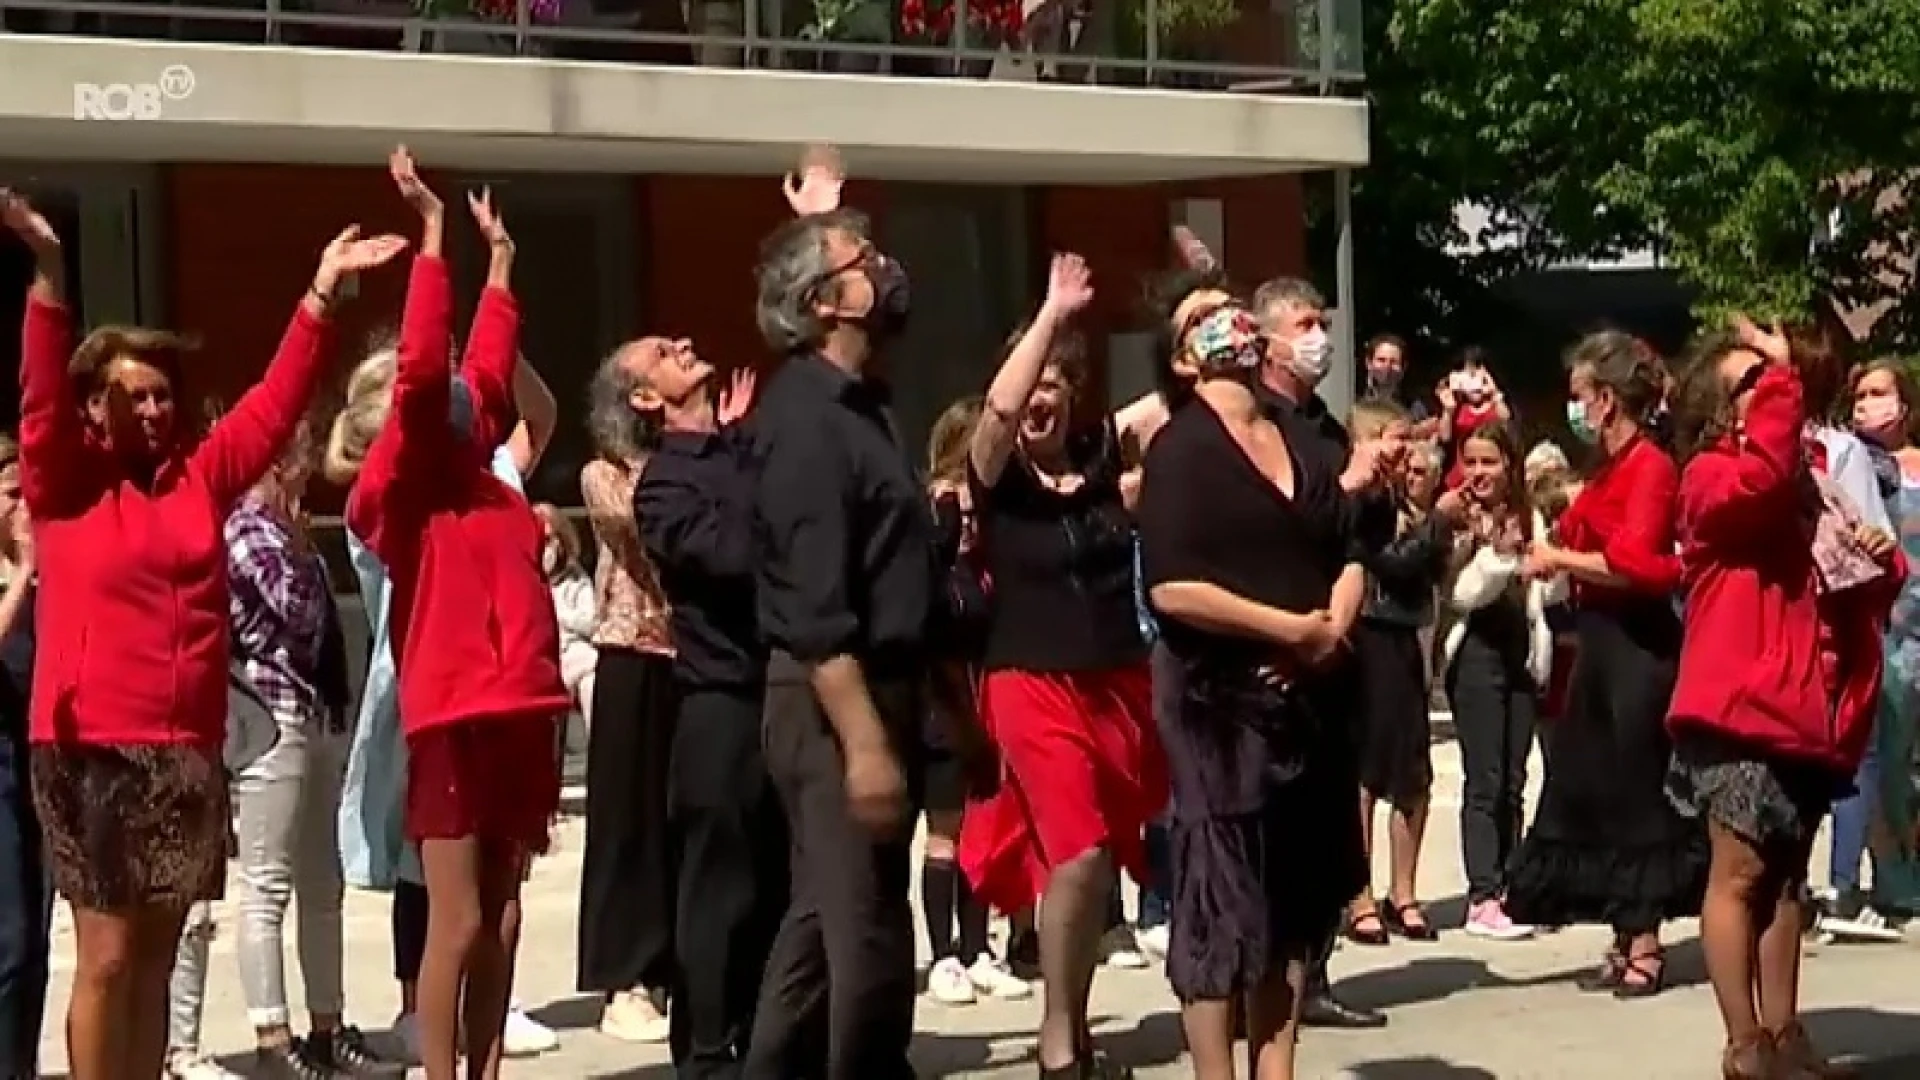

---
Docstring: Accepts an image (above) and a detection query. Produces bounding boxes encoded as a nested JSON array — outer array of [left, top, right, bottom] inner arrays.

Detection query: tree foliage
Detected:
[[1373, 0, 1920, 350]]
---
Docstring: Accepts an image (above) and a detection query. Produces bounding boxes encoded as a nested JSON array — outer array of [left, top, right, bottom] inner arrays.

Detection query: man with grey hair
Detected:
[[1248, 276, 1390, 1032], [742, 202, 929, 1080]]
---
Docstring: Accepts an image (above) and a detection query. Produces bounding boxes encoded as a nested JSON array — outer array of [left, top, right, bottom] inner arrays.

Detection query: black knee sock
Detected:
[[955, 872, 989, 961], [921, 858, 959, 960]]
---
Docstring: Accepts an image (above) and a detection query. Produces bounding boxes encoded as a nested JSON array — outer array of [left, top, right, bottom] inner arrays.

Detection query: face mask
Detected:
[[866, 256, 911, 341], [1369, 367, 1402, 394], [1856, 397, 1903, 439], [448, 377, 475, 440], [1566, 399, 1600, 444], [1287, 327, 1332, 383], [1188, 306, 1266, 376], [542, 542, 560, 574]]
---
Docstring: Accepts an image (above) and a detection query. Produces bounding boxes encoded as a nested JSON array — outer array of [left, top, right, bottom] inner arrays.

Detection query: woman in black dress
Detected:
[[1136, 277, 1366, 1080]]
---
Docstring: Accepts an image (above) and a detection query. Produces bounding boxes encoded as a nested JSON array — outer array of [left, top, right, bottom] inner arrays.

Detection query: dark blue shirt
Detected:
[[638, 426, 764, 690]]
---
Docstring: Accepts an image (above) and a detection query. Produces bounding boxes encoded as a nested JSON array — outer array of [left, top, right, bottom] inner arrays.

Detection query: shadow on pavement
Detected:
[[1347, 1057, 1497, 1079], [1805, 1006, 1920, 1078], [1332, 937, 1708, 1014]]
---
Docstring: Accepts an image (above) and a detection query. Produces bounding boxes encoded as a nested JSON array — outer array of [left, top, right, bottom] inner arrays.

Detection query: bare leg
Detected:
[[67, 908, 139, 1080], [460, 844, 523, 1080], [130, 905, 191, 1080], [1243, 955, 1306, 1080], [1386, 795, 1429, 912], [1758, 825, 1817, 1035], [419, 838, 485, 1080], [1036, 847, 1111, 1071], [1180, 997, 1235, 1080], [1700, 821, 1768, 1050]]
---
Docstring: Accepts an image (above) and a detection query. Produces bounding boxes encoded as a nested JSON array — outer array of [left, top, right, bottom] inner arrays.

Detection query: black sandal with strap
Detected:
[[1613, 952, 1666, 999], [1345, 907, 1390, 946], [1381, 899, 1438, 942]]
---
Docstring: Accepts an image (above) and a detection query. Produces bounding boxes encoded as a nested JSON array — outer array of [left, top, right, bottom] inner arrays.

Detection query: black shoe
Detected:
[[1009, 927, 1041, 982], [254, 1043, 341, 1080], [306, 1026, 406, 1076], [1299, 990, 1387, 1029]]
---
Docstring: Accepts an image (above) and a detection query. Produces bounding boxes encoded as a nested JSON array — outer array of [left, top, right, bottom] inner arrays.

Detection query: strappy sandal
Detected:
[[1345, 906, 1390, 946], [1380, 898, 1438, 941], [1721, 1031, 1773, 1079], [1612, 951, 1665, 999], [1771, 1022, 1859, 1079]]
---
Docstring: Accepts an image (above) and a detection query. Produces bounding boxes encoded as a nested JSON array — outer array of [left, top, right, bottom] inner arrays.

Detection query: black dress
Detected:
[[1136, 399, 1367, 1002]]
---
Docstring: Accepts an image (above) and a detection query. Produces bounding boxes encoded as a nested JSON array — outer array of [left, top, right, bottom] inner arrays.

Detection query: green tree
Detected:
[[1385, 0, 1920, 346]]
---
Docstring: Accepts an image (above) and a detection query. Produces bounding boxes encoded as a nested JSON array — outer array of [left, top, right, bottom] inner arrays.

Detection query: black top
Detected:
[[1138, 400, 1359, 677], [752, 352, 936, 670], [0, 583, 32, 741], [1353, 492, 1450, 629], [970, 421, 1146, 672], [639, 425, 765, 690], [1256, 384, 1351, 480], [928, 491, 991, 664]]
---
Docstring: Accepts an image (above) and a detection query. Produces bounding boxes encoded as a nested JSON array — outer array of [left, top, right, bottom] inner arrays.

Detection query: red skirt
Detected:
[[959, 664, 1168, 916], [406, 713, 562, 852]]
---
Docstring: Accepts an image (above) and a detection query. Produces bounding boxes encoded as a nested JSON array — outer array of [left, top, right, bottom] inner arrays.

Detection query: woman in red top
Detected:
[[1503, 331, 1706, 997], [343, 151, 568, 1080], [1666, 323, 1901, 1078], [0, 191, 402, 1080]]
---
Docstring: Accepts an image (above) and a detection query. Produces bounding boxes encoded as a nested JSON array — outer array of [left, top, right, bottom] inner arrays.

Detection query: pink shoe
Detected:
[[1464, 899, 1536, 941]]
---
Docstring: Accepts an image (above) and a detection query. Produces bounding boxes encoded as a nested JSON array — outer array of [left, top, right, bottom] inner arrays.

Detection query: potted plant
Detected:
[[801, 0, 894, 71], [900, 0, 1025, 76], [1124, 0, 1237, 55]]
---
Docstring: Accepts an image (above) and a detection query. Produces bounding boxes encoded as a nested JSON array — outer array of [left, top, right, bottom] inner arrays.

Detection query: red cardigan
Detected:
[[21, 295, 332, 747], [1670, 366, 1903, 773], [1557, 433, 1683, 606], [345, 257, 566, 735]]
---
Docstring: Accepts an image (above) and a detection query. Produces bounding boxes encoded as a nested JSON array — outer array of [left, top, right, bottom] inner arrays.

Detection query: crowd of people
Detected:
[[0, 140, 1914, 1080]]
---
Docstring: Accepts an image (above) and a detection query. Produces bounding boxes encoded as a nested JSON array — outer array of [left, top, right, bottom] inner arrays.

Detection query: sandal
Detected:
[[1721, 1031, 1773, 1079], [1381, 898, 1438, 942], [1576, 934, 1629, 992], [1771, 1022, 1859, 1079], [1344, 906, 1390, 946], [1612, 951, 1665, 999]]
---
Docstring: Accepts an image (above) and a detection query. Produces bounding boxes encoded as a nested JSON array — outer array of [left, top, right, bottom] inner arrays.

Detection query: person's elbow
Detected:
[[1148, 581, 1208, 623], [772, 611, 862, 668]]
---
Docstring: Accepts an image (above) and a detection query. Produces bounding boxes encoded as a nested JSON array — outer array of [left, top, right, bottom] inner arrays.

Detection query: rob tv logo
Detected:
[[73, 65, 196, 121]]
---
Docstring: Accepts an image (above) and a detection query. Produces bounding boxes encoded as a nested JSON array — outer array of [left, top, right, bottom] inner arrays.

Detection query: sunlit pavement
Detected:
[[36, 737, 1920, 1078]]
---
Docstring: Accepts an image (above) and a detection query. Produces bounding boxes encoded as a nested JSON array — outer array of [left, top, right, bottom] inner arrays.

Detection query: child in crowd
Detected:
[[1440, 347, 1513, 488], [1349, 401, 1453, 943], [535, 503, 599, 729]]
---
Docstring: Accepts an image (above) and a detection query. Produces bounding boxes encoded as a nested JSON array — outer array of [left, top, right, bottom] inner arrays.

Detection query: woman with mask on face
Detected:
[[1839, 361, 1920, 926], [1, 189, 401, 1080], [956, 254, 1166, 1079], [1137, 277, 1360, 1080], [1504, 331, 1706, 998], [1665, 321, 1900, 1077]]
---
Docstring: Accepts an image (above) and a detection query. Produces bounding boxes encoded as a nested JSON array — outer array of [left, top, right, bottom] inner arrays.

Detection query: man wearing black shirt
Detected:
[[742, 207, 930, 1080], [1250, 277, 1390, 1031], [633, 342, 783, 1080]]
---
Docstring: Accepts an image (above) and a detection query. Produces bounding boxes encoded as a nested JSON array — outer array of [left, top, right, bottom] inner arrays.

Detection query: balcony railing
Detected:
[[0, 0, 1365, 94]]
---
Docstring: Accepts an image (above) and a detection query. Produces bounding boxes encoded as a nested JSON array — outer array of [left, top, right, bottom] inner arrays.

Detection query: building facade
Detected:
[[0, 0, 1368, 516]]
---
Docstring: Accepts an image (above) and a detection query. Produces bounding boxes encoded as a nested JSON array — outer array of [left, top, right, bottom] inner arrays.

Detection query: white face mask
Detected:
[[1286, 327, 1332, 384], [543, 542, 561, 575]]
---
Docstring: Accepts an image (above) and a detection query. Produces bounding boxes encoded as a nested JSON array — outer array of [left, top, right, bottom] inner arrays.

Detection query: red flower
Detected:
[[902, 0, 1025, 43]]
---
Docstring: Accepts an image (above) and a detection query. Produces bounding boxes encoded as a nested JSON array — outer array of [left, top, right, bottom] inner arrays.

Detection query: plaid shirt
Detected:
[[226, 494, 330, 722]]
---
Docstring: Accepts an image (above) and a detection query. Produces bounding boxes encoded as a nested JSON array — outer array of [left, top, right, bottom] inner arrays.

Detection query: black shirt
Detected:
[[1353, 493, 1449, 630], [970, 421, 1146, 673], [638, 426, 765, 690], [1255, 384, 1350, 480], [0, 583, 31, 741], [752, 353, 936, 670]]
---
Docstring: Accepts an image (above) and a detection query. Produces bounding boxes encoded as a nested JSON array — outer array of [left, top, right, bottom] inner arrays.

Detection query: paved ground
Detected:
[[35, 737, 1920, 1078]]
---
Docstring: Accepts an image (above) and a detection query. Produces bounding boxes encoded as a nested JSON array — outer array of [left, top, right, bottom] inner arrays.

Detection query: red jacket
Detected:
[[1670, 366, 1903, 773], [346, 257, 566, 734], [21, 295, 331, 746]]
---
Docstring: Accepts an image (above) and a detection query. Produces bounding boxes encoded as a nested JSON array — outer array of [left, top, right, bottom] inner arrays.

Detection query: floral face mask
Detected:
[[1187, 305, 1267, 375]]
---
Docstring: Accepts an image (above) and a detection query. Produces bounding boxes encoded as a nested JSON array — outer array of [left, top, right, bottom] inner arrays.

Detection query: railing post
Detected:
[[1331, 166, 1357, 415], [515, 0, 530, 55], [1316, 0, 1336, 92], [1144, 0, 1157, 80], [745, 0, 760, 68], [265, 0, 280, 43], [954, 0, 969, 71]]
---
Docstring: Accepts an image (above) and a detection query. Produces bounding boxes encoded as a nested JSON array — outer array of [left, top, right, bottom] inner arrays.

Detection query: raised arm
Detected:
[[2, 191, 91, 515], [969, 254, 1095, 488], [1681, 364, 1803, 549], [460, 188, 521, 456], [503, 354, 558, 477]]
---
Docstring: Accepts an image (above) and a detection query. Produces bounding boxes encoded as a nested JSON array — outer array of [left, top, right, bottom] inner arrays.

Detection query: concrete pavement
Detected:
[[36, 739, 1920, 1078]]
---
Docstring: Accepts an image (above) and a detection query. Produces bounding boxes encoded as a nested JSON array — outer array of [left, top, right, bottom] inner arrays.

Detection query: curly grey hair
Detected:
[[754, 208, 872, 354], [586, 341, 654, 462], [1250, 277, 1327, 327]]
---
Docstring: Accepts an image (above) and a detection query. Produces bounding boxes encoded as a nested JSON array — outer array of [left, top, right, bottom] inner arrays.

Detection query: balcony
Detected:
[[0, 0, 1364, 94]]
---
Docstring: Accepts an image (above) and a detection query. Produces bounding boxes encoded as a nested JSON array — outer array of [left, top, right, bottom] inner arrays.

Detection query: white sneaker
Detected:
[[597, 989, 669, 1044], [504, 1004, 561, 1056], [391, 1012, 424, 1065], [1819, 903, 1906, 944], [165, 1050, 242, 1079], [1136, 923, 1171, 962], [1099, 926, 1149, 969], [966, 954, 1032, 1000], [927, 955, 976, 1005]]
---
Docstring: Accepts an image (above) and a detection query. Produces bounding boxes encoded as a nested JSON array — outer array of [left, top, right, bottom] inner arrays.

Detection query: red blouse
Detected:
[[345, 256, 566, 735], [22, 295, 332, 746], [1556, 433, 1683, 605]]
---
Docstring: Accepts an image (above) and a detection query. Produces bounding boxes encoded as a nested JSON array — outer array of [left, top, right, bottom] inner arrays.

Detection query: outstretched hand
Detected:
[[718, 367, 757, 427], [783, 145, 845, 216], [389, 146, 443, 220], [0, 190, 60, 255], [1043, 253, 1094, 317], [1731, 313, 1791, 367], [313, 226, 408, 303], [1172, 224, 1216, 271], [467, 187, 513, 253]]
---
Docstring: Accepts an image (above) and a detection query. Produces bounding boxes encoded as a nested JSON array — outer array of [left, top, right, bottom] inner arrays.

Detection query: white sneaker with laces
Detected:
[[597, 989, 668, 1045], [1819, 903, 1906, 943], [927, 955, 976, 1004], [966, 954, 1032, 1000], [166, 1050, 243, 1080], [505, 1003, 562, 1056], [1137, 923, 1171, 962]]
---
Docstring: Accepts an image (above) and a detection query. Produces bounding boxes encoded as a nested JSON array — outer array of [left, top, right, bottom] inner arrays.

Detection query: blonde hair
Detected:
[[1349, 398, 1408, 443], [532, 502, 583, 578], [926, 395, 983, 489], [1529, 466, 1579, 527], [323, 348, 398, 485]]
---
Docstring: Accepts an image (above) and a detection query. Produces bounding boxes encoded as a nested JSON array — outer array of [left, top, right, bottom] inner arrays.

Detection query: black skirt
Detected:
[[1353, 621, 1434, 804], [1505, 605, 1707, 932], [577, 647, 679, 993]]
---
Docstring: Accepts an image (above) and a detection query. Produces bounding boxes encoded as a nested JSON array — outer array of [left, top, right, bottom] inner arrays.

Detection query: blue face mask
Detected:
[[448, 377, 475, 440], [1566, 399, 1599, 444]]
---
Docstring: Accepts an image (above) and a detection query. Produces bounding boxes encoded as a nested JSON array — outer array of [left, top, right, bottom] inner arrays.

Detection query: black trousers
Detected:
[[743, 665, 922, 1080], [1446, 636, 1536, 905], [578, 648, 680, 994], [670, 685, 789, 1080]]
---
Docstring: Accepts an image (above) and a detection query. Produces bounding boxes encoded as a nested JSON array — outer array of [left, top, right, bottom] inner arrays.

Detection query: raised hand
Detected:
[[1172, 224, 1216, 271], [466, 187, 513, 254], [0, 190, 59, 255], [783, 144, 845, 216], [389, 146, 443, 220], [312, 225, 408, 305], [718, 366, 757, 427], [1043, 253, 1094, 317], [1731, 313, 1791, 367]]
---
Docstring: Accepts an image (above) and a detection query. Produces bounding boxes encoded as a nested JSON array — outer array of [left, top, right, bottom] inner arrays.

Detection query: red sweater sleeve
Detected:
[[1679, 367, 1804, 550], [17, 296, 88, 517], [459, 287, 520, 456], [193, 302, 333, 509], [351, 256, 453, 559], [1602, 443, 1683, 594]]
